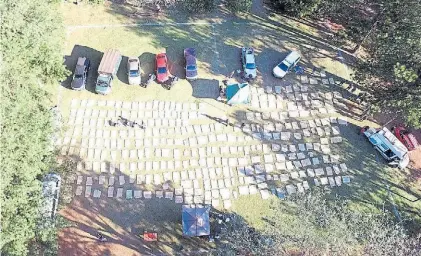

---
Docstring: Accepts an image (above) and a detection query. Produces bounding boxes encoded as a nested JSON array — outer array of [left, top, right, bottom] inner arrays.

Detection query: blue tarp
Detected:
[[226, 83, 250, 105], [182, 205, 210, 237]]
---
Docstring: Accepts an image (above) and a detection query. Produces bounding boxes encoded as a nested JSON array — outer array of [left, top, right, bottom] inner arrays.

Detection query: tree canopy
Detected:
[[0, 0, 67, 255], [215, 191, 421, 256], [353, 0, 421, 127], [269, 0, 421, 127]]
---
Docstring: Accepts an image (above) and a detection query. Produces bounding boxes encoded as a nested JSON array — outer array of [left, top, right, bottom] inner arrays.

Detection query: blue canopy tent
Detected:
[[182, 205, 210, 237], [226, 83, 250, 105]]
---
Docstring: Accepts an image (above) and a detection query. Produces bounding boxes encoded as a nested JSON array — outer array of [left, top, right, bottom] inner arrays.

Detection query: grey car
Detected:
[[127, 57, 141, 85], [184, 48, 198, 80], [71, 57, 90, 90]]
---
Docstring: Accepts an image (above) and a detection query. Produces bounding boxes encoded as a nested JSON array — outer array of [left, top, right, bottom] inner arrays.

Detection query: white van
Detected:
[[362, 127, 410, 169], [273, 51, 301, 78]]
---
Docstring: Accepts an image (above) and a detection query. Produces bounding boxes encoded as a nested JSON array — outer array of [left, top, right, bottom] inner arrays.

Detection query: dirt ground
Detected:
[[58, 197, 211, 255]]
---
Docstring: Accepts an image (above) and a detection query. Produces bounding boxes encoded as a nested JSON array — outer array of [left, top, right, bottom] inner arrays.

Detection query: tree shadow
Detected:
[[58, 156, 214, 255], [116, 55, 129, 85], [190, 79, 220, 99]]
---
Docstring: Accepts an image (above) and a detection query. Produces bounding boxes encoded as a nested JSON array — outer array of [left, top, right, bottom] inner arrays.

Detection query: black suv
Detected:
[[71, 57, 90, 90]]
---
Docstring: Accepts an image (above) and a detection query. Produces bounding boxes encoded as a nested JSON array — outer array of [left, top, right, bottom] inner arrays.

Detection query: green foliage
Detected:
[[270, 0, 322, 17], [226, 0, 252, 13], [29, 216, 73, 256], [216, 191, 421, 255], [352, 0, 421, 128], [179, 0, 214, 13], [0, 0, 67, 254], [394, 63, 418, 84]]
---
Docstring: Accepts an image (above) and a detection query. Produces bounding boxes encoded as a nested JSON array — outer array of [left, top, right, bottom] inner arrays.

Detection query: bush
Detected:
[[270, 0, 322, 17], [179, 0, 214, 13], [214, 191, 421, 255], [226, 0, 252, 13]]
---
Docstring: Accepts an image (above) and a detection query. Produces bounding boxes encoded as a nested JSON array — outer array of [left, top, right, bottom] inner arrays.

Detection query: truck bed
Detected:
[[98, 49, 121, 74]]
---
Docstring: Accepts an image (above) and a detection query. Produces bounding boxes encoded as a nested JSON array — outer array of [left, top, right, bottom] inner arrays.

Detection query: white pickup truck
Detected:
[[362, 127, 410, 169]]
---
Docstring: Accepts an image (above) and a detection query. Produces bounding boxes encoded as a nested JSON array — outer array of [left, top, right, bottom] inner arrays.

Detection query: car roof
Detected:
[[245, 54, 255, 63], [128, 58, 139, 70], [284, 51, 300, 64], [186, 55, 196, 65], [184, 48, 196, 56], [376, 127, 408, 159], [77, 57, 86, 66], [156, 53, 167, 66], [75, 65, 85, 75]]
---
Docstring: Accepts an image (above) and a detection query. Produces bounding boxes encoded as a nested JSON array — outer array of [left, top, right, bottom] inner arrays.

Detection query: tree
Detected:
[[179, 0, 215, 13], [214, 191, 421, 255], [269, 0, 322, 17], [0, 0, 67, 254], [352, 0, 421, 128], [226, 0, 252, 13]]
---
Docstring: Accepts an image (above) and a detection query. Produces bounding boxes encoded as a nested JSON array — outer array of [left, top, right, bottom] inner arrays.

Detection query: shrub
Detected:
[[179, 0, 214, 13], [270, 0, 322, 17], [226, 0, 252, 13]]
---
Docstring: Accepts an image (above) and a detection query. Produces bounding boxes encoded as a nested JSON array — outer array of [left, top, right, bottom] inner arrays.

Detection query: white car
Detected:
[[241, 47, 257, 79], [127, 57, 141, 85], [273, 51, 301, 78]]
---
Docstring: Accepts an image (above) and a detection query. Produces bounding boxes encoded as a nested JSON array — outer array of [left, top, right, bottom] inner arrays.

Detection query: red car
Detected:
[[155, 53, 169, 83], [392, 125, 420, 151]]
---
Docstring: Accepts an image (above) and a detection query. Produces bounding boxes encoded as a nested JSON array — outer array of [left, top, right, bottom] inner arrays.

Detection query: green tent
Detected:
[[226, 83, 250, 105]]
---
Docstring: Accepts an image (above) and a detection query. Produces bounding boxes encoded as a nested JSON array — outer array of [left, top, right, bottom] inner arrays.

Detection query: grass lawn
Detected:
[[58, 3, 421, 255]]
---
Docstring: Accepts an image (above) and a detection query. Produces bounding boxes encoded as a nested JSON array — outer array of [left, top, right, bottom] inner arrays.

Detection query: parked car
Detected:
[[361, 126, 410, 169], [241, 47, 257, 79], [95, 49, 122, 95], [40, 173, 61, 220], [392, 125, 420, 151], [184, 48, 198, 80], [273, 51, 301, 78], [127, 57, 141, 85], [155, 53, 169, 83], [71, 57, 90, 90]]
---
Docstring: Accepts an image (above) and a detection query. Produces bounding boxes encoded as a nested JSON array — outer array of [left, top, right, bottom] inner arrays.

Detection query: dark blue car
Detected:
[[71, 57, 90, 90], [184, 48, 198, 80]]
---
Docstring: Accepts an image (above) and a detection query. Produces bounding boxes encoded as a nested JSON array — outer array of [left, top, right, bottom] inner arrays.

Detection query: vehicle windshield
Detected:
[[186, 65, 196, 71], [385, 149, 396, 158], [97, 76, 109, 87], [74, 74, 83, 79], [277, 62, 289, 72], [129, 70, 139, 77], [157, 67, 167, 74], [246, 63, 256, 69]]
